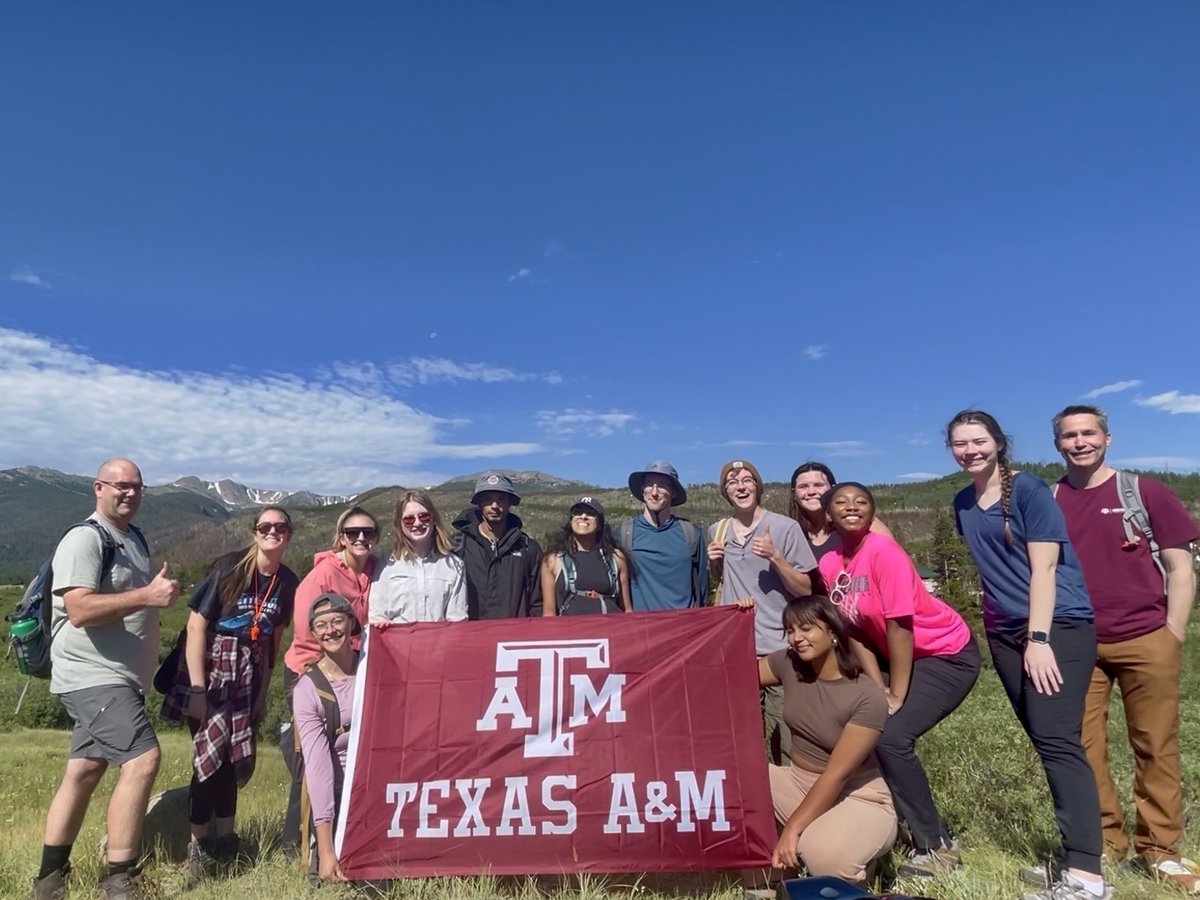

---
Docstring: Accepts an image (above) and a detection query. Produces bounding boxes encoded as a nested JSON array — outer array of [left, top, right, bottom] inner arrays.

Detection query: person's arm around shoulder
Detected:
[[614, 548, 633, 612], [869, 517, 894, 539], [540, 553, 560, 617]]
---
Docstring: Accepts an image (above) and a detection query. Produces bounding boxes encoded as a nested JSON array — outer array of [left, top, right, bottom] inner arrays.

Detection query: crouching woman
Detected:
[[754, 594, 898, 885], [295, 592, 360, 881]]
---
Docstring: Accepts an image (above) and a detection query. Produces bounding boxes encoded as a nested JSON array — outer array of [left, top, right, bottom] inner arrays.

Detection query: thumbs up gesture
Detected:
[[145, 562, 180, 608]]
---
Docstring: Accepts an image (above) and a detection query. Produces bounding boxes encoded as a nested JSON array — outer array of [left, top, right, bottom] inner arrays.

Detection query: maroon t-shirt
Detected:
[[1055, 473, 1198, 643]]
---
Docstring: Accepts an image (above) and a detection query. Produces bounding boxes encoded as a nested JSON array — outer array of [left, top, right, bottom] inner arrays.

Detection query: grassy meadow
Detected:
[[0, 590, 1197, 898]]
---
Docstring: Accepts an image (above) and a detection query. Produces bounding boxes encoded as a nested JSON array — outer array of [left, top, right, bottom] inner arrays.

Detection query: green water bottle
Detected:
[[10, 616, 47, 676]]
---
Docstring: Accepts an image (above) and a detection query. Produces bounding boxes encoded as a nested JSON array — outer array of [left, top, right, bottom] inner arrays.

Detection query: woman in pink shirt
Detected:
[[819, 482, 980, 878]]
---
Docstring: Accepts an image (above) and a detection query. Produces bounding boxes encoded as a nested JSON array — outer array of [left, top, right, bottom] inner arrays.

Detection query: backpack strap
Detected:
[[710, 517, 731, 602], [302, 664, 348, 748], [1116, 470, 1165, 585], [677, 519, 700, 604], [618, 519, 634, 557]]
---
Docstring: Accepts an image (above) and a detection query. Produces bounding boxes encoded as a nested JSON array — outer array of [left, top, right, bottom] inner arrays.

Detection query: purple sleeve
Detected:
[[295, 676, 338, 826]]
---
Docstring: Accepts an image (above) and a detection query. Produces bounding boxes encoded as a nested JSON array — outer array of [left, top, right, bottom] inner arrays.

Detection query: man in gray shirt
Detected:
[[707, 459, 817, 765], [33, 458, 179, 900]]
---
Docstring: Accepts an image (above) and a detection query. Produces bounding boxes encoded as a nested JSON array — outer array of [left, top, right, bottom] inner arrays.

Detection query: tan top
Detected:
[[767, 649, 887, 771]]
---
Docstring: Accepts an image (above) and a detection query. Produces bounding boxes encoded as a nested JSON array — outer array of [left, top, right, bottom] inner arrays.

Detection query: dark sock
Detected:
[[106, 858, 137, 877], [37, 845, 71, 880]]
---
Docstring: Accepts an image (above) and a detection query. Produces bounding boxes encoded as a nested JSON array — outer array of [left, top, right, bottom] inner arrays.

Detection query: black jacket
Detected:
[[452, 508, 543, 619]]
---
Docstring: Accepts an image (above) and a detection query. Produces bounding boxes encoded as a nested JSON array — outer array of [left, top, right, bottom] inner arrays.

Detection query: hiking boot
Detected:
[[186, 838, 220, 880], [1021, 872, 1112, 900], [97, 870, 148, 900], [897, 841, 961, 877], [29, 865, 68, 900], [213, 833, 241, 865], [1130, 857, 1200, 893]]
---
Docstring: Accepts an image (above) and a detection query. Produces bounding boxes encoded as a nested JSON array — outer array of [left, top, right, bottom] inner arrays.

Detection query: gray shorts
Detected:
[[59, 683, 159, 766]]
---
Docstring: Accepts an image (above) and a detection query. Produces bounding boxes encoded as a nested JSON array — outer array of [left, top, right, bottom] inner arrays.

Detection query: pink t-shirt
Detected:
[[818, 532, 970, 659]]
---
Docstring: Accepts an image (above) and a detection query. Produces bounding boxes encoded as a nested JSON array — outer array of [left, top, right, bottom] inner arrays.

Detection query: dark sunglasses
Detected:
[[342, 527, 378, 541], [401, 512, 433, 526], [253, 522, 292, 535]]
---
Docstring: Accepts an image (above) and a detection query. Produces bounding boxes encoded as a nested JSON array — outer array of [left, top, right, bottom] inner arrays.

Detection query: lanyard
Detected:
[[249, 568, 279, 642]]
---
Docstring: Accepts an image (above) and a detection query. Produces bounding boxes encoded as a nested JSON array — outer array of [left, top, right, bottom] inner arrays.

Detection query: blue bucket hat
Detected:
[[470, 470, 521, 506], [628, 459, 687, 506]]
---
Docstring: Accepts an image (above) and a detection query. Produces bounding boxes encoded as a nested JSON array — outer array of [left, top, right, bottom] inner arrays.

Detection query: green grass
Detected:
[[1, 613, 1196, 897]]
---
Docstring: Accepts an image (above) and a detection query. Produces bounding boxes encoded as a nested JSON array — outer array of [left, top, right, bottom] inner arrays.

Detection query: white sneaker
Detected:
[[1021, 872, 1112, 900]]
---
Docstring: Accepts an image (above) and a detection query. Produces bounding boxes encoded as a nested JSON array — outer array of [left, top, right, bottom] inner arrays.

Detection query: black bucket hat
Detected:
[[470, 471, 521, 506]]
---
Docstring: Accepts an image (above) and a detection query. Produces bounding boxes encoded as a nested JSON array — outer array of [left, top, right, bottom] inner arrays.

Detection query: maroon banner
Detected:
[[335, 606, 775, 878]]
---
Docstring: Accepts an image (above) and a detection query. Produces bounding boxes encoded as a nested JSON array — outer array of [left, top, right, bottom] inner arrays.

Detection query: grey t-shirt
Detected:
[[710, 510, 817, 654], [50, 515, 156, 694]]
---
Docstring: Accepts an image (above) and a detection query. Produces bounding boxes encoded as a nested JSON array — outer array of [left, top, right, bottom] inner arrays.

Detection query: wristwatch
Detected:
[[1027, 630, 1050, 645]]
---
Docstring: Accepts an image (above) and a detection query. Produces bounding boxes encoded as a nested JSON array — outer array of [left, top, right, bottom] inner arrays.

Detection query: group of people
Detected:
[[27, 402, 1198, 900]]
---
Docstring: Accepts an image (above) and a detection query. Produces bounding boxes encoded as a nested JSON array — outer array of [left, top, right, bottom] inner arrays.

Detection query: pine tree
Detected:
[[929, 503, 978, 622]]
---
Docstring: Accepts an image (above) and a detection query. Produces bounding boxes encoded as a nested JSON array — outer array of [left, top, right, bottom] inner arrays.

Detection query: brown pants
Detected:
[[1081, 625, 1183, 862], [768, 763, 897, 884]]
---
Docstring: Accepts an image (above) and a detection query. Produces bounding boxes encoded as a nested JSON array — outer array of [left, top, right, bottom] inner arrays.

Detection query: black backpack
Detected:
[[7, 520, 147, 678]]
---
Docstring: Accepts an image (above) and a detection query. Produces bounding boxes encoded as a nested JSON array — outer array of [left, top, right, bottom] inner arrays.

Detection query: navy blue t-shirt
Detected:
[[189, 559, 298, 641], [954, 471, 1092, 636]]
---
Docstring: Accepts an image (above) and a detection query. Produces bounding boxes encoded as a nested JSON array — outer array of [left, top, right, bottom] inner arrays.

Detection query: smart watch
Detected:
[[1027, 630, 1050, 645]]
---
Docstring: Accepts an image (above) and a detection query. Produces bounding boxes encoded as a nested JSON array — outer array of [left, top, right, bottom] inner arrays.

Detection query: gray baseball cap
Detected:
[[309, 592, 362, 636], [470, 470, 521, 506], [628, 459, 687, 506]]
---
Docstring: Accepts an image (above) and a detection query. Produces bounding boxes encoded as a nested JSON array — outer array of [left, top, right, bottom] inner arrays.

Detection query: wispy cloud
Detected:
[[1082, 379, 1142, 399], [900, 471, 942, 480], [9, 266, 52, 290], [1113, 456, 1200, 470], [389, 357, 561, 386], [906, 437, 931, 446], [789, 440, 877, 458], [0, 328, 544, 492], [1134, 390, 1200, 414], [536, 408, 636, 438], [803, 345, 826, 361], [721, 439, 771, 448], [507, 267, 533, 283]]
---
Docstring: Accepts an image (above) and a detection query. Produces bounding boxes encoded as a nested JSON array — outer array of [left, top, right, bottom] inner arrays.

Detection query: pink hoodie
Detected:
[[284, 549, 376, 675]]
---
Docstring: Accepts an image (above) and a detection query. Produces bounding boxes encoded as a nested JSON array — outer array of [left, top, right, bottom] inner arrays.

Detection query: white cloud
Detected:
[[388, 357, 561, 386], [536, 408, 636, 438], [906, 437, 931, 446], [803, 345, 826, 361], [1134, 390, 1200, 414], [1082, 379, 1142, 399], [789, 440, 876, 458], [508, 267, 533, 283], [1113, 456, 1200, 470], [0, 328, 543, 493], [721, 439, 771, 448], [899, 471, 942, 480], [9, 266, 52, 290]]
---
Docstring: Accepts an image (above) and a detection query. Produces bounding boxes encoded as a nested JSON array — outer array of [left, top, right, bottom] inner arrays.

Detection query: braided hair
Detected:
[[946, 409, 1016, 546]]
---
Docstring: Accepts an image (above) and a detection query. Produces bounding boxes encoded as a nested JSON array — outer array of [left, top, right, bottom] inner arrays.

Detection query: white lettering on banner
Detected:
[[475, 639, 625, 757], [603, 770, 731, 834], [385, 775, 578, 837]]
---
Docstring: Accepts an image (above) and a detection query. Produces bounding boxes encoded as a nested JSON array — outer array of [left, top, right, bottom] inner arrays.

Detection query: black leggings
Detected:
[[189, 759, 237, 824], [988, 620, 1102, 873]]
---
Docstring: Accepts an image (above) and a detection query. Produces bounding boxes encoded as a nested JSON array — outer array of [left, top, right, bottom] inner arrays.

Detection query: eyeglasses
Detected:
[[571, 510, 597, 519], [253, 522, 292, 535], [312, 615, 350, 634], [97, 480, 144, 494], [342, 527, 378, 541], [725, 477, 756, 489], [401, 513, 432, 526]]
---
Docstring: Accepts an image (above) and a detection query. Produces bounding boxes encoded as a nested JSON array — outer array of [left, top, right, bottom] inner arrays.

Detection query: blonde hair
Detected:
[[329, 505, 379, 552], [392, 490, 453, 560]]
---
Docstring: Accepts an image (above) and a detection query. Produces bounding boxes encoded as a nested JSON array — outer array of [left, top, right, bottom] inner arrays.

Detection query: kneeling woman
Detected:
[[820, 482, 980, 876], [542, 497, 632, 616], [755, 595, 897, 884], [295, 593, 360, 882], [164, 506, 299, 875]]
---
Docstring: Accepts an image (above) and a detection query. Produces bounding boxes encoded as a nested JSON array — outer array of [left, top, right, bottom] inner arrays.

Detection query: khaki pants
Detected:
[[1081, 625, 1183, 862], [768, 763, 897, 884]]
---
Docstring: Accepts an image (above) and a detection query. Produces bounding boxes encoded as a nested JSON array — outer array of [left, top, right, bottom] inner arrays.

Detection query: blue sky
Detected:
[[2, 3, 1198, 494]]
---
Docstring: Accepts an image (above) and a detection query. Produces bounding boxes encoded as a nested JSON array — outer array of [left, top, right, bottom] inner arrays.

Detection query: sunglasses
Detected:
[[401, 513, 433, 526], [341, 527, 378, 541], [254, 522, 292, 535]]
